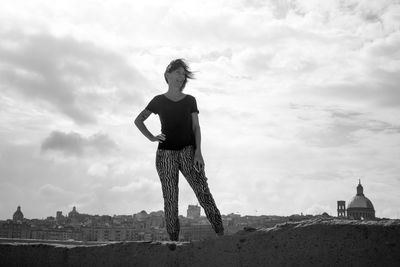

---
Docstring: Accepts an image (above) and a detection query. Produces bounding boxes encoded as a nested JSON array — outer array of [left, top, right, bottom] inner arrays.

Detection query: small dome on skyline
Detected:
[[13, 206, 24, 222], [68, 206, 79, 218]]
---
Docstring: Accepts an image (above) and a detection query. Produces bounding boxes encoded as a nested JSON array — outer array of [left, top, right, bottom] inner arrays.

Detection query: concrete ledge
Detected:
[[1, 218, 399, 267]]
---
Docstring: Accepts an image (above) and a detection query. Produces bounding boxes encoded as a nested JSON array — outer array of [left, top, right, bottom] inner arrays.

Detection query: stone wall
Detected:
[[1, 218, 399, 267]]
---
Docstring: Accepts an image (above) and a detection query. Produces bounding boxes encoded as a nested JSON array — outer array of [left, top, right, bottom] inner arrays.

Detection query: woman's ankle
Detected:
[[169, 233, 179, 241], [216, 229, 224, 236]]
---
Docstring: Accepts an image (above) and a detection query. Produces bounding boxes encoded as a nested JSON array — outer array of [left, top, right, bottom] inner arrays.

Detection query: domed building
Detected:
[[133, 210, 149, 222], [13, 206, 24, 223], [68, 206, 79, 218], [68, 206, 81, 226], [346, 180, 375, 220]]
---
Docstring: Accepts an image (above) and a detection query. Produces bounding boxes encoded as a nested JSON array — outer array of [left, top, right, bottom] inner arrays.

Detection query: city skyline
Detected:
[[1, 204, 270, 221], [1, 0, 400, 220], [0, 180, 384, 221], [1, 202, 298, 243]]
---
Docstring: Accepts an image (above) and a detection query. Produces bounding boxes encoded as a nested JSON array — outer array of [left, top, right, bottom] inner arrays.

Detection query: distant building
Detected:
[[337, 180, 375, 220], [13, 206, 24, 223], [187, 204, 201, 219], [337, 200, 346, 217], [0, 220, 30, 239], [67, 206, 81, 226], [347, 180, 375, 220], [56, 211, 65, 225], [180, 224, 215, 241], [148, 211, 164, 228], [133, 210, 148, 221], [31, 226, 82, 241], [68, 206, 79, 218]]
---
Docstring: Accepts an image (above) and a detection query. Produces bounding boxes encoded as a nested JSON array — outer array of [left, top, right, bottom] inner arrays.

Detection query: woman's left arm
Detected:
[[192, 113, 204, 171]]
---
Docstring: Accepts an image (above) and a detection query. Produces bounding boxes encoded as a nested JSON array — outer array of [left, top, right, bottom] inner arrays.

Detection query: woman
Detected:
[[134, 59, 224, 241]]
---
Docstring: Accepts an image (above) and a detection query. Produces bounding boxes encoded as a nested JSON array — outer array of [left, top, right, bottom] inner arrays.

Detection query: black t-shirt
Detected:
[[145, 94, 199, 150]]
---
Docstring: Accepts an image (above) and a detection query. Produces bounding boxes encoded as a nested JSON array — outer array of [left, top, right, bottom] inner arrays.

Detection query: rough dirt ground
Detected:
[[0, 218, 399, 267]]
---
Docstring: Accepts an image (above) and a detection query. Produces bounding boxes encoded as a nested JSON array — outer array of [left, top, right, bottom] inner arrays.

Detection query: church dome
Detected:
[[13, 206, 24, 222], [68, 206, 79, 218], [347, 180, 375, 220], [347, 195, 375, 210]]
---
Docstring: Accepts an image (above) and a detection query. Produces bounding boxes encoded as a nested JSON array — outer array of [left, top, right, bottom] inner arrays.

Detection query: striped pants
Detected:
[[156, 145, 224, 241]]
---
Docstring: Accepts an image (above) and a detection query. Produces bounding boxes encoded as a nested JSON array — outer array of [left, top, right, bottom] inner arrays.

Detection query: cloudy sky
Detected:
[[1, 0, 399, 220]]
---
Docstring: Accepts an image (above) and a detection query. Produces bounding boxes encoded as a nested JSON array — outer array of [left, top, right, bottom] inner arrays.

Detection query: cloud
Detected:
[[87, 163, 110, 177], [110, 178, 159, 194], [1, 0, 400, 219], [38, 184, 74, 201], [0, 142, 91, 218], [0, 29, 149, 124], [41, 131, 118, 157], [291, 105, 400, 147]]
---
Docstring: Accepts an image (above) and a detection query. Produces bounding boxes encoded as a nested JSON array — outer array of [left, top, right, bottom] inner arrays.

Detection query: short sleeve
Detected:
[[145, 96, 159, 114], [190, 96, 199, 114]]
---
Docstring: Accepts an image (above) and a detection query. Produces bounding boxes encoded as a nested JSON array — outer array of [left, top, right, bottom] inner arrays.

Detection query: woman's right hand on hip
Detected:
[[151, 134, 166, 143]]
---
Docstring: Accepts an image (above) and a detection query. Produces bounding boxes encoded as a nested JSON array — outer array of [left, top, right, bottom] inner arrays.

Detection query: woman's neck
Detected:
[[166, 86, 184, 96]]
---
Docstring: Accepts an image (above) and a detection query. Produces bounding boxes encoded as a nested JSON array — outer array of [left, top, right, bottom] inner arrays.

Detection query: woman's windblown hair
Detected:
[[164, 58, 194, 91]]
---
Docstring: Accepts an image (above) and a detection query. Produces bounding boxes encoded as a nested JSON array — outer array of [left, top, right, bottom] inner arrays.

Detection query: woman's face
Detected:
[[167, 67, 186, 88]]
